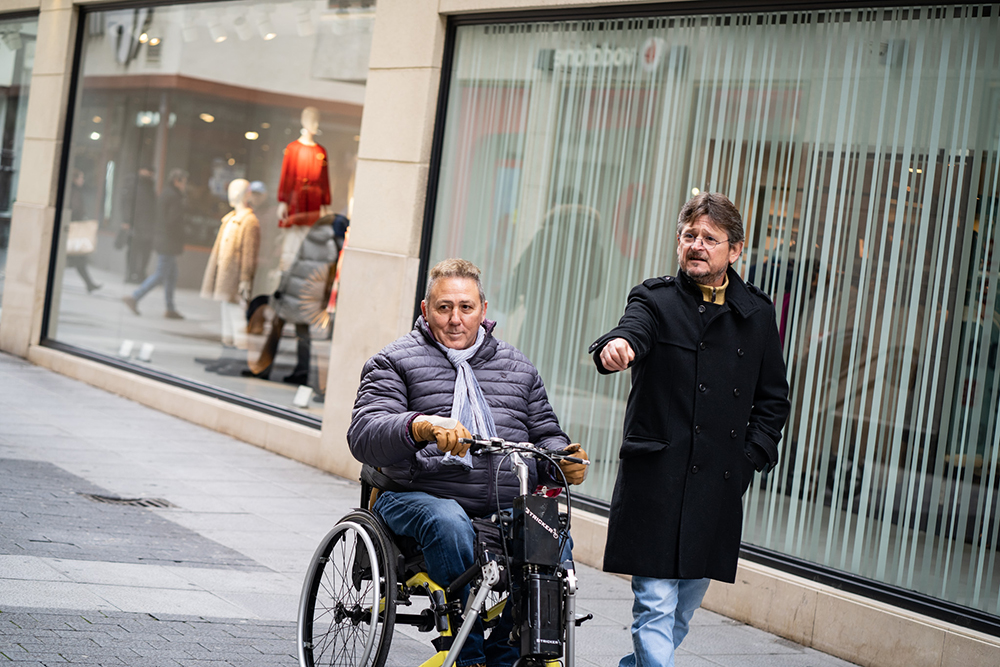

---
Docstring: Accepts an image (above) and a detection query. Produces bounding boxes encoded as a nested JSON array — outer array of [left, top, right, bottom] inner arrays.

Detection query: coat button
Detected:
[[699, 383, 706, 392], [700, 341, 706, 350], [694, 425, 701, 434], [730, 430, 737, 438], [737, 348, 744, 356], [724, 471, 731, 479], [733, 388, 740, 397], [698, 305, 706, 313], [691, 465, 700, 473]]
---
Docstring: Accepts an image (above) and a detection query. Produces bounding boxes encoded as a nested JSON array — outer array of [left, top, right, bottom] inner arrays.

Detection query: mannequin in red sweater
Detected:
[[276, 106, 331, 270]]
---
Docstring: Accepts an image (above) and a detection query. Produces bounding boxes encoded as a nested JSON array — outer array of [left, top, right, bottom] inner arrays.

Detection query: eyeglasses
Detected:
[[678, 232, 729, 249]]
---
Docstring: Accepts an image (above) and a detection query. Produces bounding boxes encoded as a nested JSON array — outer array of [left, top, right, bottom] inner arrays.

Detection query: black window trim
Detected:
[[418, 0, 1000, 639]]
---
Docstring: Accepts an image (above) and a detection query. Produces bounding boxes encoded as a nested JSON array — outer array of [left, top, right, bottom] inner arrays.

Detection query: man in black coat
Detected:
[[590, 192, 790, 667], [123, 168, 188, 319], [122, 167, 157, 283]]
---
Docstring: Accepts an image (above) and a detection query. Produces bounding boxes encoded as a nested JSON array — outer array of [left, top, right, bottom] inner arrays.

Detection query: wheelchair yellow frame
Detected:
[[405, 571, 557, 667]]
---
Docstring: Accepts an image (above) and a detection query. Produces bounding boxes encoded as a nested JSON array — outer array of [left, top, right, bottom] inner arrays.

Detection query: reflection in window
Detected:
[[52, 1, 375, 418], [0, 17, 36, 320], [430, 6, 1000, 616]]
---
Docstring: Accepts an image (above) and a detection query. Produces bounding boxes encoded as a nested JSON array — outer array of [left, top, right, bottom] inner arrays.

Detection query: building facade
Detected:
[[2, 1, 999, 665]]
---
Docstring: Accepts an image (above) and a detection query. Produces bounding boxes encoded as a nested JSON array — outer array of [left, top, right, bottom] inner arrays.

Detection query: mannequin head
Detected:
[[248, 180, 267, 209], [300, 106, 320, 138], [228, 178, 250, 209]]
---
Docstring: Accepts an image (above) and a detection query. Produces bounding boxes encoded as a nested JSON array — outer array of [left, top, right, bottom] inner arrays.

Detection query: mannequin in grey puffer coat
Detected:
[[250, 214, 346, 385], [272, 213, 344, 324]]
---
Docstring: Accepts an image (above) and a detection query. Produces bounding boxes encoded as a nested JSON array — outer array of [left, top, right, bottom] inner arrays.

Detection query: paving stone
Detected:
[[0, 459, 261, 571], [0, 352, 859, 667]]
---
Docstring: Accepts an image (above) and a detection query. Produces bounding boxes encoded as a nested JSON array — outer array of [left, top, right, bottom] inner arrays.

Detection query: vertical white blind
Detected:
[[430, 5, 1000, 614]]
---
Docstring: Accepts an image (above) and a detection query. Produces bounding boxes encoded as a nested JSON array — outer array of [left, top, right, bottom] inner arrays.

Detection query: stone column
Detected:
[[318, 0, 446, 478]]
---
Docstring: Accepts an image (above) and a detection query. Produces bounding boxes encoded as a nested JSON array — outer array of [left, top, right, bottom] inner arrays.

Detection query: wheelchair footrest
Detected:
[[432, 635, 454, 653]]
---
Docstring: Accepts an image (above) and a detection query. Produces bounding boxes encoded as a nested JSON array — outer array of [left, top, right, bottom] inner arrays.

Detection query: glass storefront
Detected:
[[0, 15, 36, 321], [429, 6, 1000, 616], [50, 0, 375, 419]]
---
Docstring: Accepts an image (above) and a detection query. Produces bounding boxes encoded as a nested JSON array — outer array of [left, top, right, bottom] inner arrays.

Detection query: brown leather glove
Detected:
[[558, 443, 589, 485], [411, 415, 473, 457]]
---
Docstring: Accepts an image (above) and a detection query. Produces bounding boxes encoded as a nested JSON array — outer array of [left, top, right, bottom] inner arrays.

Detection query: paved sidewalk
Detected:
[[0, 352, 857, 666]]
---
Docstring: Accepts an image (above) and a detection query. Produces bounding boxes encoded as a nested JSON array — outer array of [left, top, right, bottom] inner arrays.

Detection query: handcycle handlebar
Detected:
[[459, 436, 591, 465]]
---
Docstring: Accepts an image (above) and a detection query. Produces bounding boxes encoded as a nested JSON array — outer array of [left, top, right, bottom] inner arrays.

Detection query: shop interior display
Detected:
[[49, 1, 369, 417]]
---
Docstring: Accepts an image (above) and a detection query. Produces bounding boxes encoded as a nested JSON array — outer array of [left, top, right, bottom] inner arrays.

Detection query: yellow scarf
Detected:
[[696, 275, 729, 304]]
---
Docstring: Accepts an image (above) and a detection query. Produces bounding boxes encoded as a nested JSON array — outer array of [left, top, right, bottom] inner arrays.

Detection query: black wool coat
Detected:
[[153, 183, 186, 256], [590, 267, 790, 583]]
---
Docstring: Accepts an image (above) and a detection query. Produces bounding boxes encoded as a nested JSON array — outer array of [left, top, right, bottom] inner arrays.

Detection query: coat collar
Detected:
[[224, 207, 256, 224], [677, 267, 759, 318], [414, 317, 498, 361]]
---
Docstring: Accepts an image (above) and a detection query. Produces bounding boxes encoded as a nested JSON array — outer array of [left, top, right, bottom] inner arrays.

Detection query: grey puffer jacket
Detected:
[[272, 214, 344, 323], [348, 317, 571, 517]]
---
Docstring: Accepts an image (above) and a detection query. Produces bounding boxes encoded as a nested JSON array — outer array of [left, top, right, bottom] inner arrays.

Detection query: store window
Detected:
[[430, 7, 1000, 616], [51, 1, 375, 420], [0, 15, 36, 321]]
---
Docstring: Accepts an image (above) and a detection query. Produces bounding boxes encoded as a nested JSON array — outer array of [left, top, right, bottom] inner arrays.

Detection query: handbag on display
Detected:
[[66, 220, 99, 256]]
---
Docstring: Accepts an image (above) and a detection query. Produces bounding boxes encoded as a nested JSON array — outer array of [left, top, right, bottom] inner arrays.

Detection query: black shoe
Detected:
[[86, 283, 103, 293], [164, 310, 184, 320], [241, 367, 271, 380], [282, 371, 309, 385]]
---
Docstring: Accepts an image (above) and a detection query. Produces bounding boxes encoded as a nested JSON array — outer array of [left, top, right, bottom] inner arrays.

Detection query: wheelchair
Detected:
[[296, 437, 592, 667]]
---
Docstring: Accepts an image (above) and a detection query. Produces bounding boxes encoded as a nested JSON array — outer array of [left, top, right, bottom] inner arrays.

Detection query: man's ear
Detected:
[[728, 241, 744, 265], [420, 300, 428, 319]]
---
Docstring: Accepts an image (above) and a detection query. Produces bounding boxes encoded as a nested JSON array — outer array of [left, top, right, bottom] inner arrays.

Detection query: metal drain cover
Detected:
[[80, 493, 176, 508]]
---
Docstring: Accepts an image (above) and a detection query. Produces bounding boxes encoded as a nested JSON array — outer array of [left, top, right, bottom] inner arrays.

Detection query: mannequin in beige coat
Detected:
[[201, 178, 261, 348]]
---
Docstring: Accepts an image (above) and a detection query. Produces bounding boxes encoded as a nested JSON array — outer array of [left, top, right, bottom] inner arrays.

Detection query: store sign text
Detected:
[[553, 44, 636, 69]]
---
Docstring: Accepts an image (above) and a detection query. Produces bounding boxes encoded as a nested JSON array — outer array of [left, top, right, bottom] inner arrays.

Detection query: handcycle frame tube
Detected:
[[441, 561, 501, 667], [510, 451, 530, 496], [563, 567, 578, 667]]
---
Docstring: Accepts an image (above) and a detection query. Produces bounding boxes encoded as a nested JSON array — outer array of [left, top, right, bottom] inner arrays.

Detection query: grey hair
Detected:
[[676, 192, 745, 246], [424, 258, 486, 304]]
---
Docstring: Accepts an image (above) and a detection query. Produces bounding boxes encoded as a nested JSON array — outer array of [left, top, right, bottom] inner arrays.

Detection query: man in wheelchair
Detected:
[[347, 258, 588, 667]]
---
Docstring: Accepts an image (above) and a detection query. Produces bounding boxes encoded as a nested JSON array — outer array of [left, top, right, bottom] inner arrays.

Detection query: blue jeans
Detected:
[[133, 253, 178, 311], [374, 491, 572, 667], [618, 576, 711, 667]]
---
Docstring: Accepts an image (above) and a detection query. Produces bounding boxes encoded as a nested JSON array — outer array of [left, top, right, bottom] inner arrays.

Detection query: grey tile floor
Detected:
[[0, 351, 857, 666]]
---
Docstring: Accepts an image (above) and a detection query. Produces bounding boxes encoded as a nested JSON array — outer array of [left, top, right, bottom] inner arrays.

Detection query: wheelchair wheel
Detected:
[[298, 511, 396, 667]]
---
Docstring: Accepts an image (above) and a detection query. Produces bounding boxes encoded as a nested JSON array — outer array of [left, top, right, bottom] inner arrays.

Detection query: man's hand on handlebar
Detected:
[[412, 415, 473, 457], [559, 443, 589, 485], [455, 436, 590, 484]]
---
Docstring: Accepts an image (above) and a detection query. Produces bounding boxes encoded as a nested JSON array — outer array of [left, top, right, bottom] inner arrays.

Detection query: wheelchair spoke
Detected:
[[299, 514, 395, 667]]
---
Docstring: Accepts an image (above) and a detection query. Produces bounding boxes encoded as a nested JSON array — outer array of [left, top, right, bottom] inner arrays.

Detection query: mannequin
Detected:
[[201, 178, 261, 349], [276, 106, 332, 272]]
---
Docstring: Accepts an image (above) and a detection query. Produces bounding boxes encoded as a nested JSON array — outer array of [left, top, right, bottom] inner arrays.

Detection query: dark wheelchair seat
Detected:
[[359, 464, 508, 593], [359, 464, 427, 580]]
